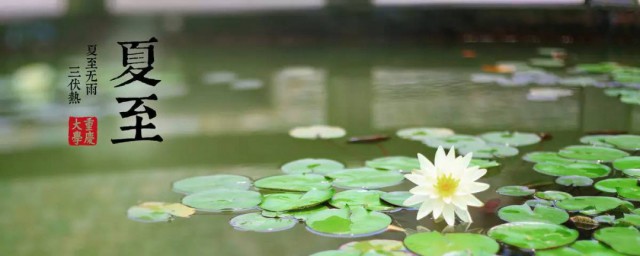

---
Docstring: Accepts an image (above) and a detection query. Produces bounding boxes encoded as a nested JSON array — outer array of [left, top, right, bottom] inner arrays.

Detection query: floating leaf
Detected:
[[533, 162, 611, 178], [497, 204, 569, 224], [496, 186, 535, 197], [558, 145, 629, 162], [310, 250, 360, 256], [289, 125, 346, 139], [281, 158, 345, 175], [556, 196, 632, 215], [556, 176, 593, 187], [339, 239, 411, 255], [594, 178, 638, 193], [604, 135, 640, 151], [381, 191, 419, 208], [523, 151, 575, 164], [327, 168, 404, 189], [423, 135, 485, 149], [396, 127, 454, 141], [618, 186, 640, 201], [537, 240, 626, 256], [525, 199, 553, 208], [594, 215, 616, 224], [469, 159, 500, 169], [229, 212, 296, 232], [487, 222, 578, 250], [404, 232, 499, 256], [458, 144, 519, 159], [305, 206, 392, 237], [181, 189, 261, 212], [480, 131, 541, 147], [162, 203, 197, 218], [580, 135, 614, 148], [254, 174, 331, 192], [127, 202, 173, 223], [613, 156, 640, 171], [262, 205, 330, 221], [623, 169, 640, 178], [594, 227, 640, 255], [366, 156, 419, 172], [330, 190, 396, 211], [535, 191, 573, 201], [259, 189, 334, 212], [614, 214, 640, 227], [172, 174, 252, 194]]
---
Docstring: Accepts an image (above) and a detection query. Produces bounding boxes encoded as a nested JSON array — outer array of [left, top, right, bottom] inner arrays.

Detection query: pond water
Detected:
[[1, 42, 639, 255]]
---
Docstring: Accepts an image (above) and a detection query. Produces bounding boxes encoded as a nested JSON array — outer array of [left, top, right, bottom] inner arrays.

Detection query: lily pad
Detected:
[[127, 203, 173, 223], [172, 174, 252, 194], [614, 214, 640, 227], [339, 239, 411, 255], [594, 227, 640, 255], [523, 151, 575, 164], [556, 176, 594, 187], [480, 131, 541, 147], [469, 159, 500, 169], [404, 232, 500, 256], [254, 174, 331, 192], [259, 189, 334, 212], [229, 212, 296, 232], [558, 145, 629, 162], [458, 144, 519, 159], [594, 178, 638, 193], [327, 168, 404, 189], [181, 189, 262, 212], [381, 191, 419, 208], [533, 162, 611, 178], [535, 191, 573, 201], [580, 135, 614, 148], [366, 156, 419, 172], [310, 250, 360, 256], [330, 190, 396, 211], [556, 196, 632, 215], [525, 199, 554, 208], [604, 135, 640, 151], [537, 240, 626, 256], [487, 222, 578, 250], [496, 185, 535, 197], [497, 204, 569, 224], [305, 206, 392, 238], [281, 158, 345, 175], [594, 215, 616, 224], [423, 135, 485, 149], [396, 127, 454, 141], [613, 156, 640, 171], [623, 169, 640, 178], [261, 205, 330, 221], [618, 186, 640, 201], [289, 125, 346, 139]]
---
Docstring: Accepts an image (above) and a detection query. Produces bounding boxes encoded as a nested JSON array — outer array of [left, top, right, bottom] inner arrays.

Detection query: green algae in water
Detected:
[[497, 204, 569, 224], [229, 212, 296, 232], [488, 222, 578, 250], [254, 174, 332, 192], [281, 158, 345, 175], [404, 232, 499, 256], [172, 174, 252, 194]]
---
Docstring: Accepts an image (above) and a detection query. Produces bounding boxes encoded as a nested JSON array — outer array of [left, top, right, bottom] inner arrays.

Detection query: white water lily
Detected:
[[404, 146, 490, 226]]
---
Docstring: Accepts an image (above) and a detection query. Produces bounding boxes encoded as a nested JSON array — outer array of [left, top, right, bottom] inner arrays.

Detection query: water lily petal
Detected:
[[435, 146, 447, 170], [417, 201, 434, 220], [461, 194, 484, 207], [405, 173, 426, 186], [443, 204, 456, 226], [462, 167, 487, 182], [410, 186, 436, 196], [432, 199, 444, 219], [454, 206, 472, 223], [405, 194, 429, 206], [417, 153, 437, 176]]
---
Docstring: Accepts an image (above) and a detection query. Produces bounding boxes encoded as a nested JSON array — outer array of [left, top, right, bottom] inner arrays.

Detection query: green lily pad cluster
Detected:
[[398, 128, 541, 159], [311, 239, 412, 256]]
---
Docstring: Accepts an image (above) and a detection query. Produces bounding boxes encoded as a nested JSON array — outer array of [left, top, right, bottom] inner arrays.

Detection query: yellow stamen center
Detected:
[[434, 173, 460, 198]]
